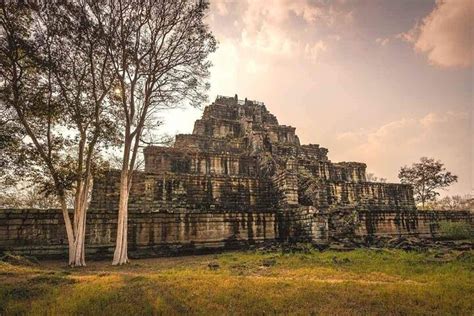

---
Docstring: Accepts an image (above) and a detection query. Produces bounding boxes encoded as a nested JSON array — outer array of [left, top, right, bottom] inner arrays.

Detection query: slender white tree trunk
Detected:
[[61, 178, 92, 267], [112, 169, 130, 265], [71, 200, 88, 266], [59, 197, 78, 266]]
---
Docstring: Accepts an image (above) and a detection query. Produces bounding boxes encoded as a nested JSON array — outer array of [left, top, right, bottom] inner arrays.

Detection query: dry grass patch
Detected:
[[0, 248, 472, 315]]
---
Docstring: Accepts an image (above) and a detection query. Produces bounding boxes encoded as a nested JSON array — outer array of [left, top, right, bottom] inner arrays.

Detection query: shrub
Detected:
[[438, 221, 473, 240]]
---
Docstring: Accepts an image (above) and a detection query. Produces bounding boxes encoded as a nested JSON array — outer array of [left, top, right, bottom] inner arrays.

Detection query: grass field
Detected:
[[1, 248, 473, 315]]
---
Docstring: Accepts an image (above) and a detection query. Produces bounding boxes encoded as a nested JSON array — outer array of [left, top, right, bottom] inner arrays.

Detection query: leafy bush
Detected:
[[438, 221, 473, 240]]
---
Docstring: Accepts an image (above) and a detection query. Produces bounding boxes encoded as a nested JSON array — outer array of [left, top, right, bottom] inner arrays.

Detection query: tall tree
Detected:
[[1, 2, 116, 266], [0, 3, 76, 261], [38, 2, 118, 266], [97, 0, 216, 265], [398, 157, 458, 208]]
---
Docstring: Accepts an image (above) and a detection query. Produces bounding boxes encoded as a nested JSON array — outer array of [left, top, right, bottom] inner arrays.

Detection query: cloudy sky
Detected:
[[161, 0, 473, 196]]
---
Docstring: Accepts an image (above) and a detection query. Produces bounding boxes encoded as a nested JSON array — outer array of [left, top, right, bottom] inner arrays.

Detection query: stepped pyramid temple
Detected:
[[92, 94, 415, 215], [88, 94, 418, 254], [1, 95, 471, 258]]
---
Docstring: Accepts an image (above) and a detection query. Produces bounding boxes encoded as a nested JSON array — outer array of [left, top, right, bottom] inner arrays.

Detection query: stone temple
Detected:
[[122, 94, 415, 213], [88, 94, 416, 251], [2, 95, 471, 258]]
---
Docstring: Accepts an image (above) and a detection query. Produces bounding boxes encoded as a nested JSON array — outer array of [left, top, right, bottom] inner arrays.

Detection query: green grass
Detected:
[[1, 248, 473, 315], [438, 221, 473, 240]]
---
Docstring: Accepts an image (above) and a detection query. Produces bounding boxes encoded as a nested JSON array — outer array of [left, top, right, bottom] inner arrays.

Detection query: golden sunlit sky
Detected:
[[160, 0, 473, 196]]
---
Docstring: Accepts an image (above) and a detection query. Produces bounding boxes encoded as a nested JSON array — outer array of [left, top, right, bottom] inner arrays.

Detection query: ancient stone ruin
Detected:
[[0, 95, 472, 258], [93, 94, 415, 213]]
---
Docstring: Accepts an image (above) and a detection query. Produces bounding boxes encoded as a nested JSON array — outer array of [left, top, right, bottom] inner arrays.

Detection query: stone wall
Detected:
[[1, 208, 472, 259], [173, 134, 245, 153], [90, 171, 279, 212], [325, 182, 415, 211], [0, 208, 282, 258], [356, 210, 474, 238], [144, 147, 258, 176]]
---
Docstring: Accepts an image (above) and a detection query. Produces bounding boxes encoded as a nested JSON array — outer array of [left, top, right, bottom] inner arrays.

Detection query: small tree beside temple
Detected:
[[398, 157, 458, 209]]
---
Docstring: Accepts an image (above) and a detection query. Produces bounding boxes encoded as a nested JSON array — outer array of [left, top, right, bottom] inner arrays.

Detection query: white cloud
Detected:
[[304, 40, 327, 62], [211, 0, 352, 61], [241, 24, 296, 57], [401, 0, 473, 68], [375, 37, 389, 46]]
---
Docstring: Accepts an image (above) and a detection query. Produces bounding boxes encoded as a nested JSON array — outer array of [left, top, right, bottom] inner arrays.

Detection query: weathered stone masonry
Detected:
[[1, 95, 472, 258]]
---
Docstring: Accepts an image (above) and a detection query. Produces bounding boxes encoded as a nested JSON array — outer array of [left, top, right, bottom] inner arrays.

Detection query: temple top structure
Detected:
[[132, 95, 414, 213]]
